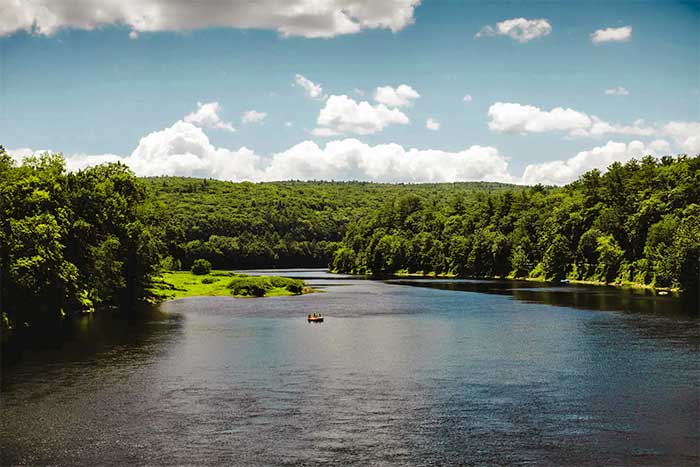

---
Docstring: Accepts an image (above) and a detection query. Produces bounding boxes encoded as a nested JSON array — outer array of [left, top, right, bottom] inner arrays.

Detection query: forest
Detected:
[[0, 148, 161, 333], [1, 145, 699, 333], [139, 176, 518, 270], [331, 155, 700, 295]]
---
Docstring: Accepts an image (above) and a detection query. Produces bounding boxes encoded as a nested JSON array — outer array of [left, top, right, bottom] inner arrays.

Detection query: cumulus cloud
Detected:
[[488, 102, 591, 134], [263, 140, 515, 183], [8, 124, 253, 179], [475, 18, 551, 43], [0, 0, 420, 38], [605, 86, 629, 96], [463, 94, 472, 103], [521, 140, 668, 185], [13, 122, 257, 179], [14, 120, 515, 183], [488, 102, 656, 138], [294, 74, 324, 99], [6, 147, 41, 160], [313, 94, 409, 135], [183, 101, 236, 132], [242, 110, 267, 124], [663, 121, 700, 154], [590, 26, 632, 44], [115, 121, 261, 179], [578, 117, 656, 138], [11, 121, 686, 186], [373, 84, 420, 107], [426, 118, 440, 131]]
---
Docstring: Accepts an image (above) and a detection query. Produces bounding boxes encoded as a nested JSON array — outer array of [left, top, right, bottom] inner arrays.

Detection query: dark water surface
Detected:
[[2, 270, 698, 466]]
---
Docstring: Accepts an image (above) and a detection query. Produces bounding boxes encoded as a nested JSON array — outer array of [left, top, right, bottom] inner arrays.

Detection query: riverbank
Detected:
[[386, 270, 680, 295], [148, 271, 314, 301]]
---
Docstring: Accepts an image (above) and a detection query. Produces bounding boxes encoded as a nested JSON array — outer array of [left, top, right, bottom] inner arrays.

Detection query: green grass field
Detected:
[[149, 271, 309, 301]]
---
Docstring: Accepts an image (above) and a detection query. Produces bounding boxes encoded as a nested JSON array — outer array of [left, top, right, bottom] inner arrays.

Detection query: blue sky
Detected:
[[1, 0, 698, 184]]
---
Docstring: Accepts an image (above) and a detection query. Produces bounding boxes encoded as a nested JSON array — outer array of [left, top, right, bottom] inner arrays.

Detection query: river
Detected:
[[1, 270, 698, 466]]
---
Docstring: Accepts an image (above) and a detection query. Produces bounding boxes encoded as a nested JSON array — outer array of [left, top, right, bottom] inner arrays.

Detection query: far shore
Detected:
[[330, 270, 680, 295]]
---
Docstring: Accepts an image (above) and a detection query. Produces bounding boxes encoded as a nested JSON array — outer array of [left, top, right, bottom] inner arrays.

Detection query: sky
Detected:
[[1, 0, 699, 185]]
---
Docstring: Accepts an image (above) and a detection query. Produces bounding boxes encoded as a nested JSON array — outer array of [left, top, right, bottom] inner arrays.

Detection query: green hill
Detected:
[[139, 178, 523, 270]]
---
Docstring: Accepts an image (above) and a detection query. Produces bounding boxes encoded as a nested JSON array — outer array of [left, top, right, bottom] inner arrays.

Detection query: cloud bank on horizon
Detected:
[[6, 122, 674, 186]]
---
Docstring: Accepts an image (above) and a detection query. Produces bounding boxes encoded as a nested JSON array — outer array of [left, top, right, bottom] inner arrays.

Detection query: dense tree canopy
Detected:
[[139, 177, 518, 271], [0, 147, 160, 331], [331, 156, 700, 293], [2, 147, 698, 333]]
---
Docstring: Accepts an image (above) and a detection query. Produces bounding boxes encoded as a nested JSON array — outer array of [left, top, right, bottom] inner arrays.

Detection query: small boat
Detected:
[[307, 313, 324, 323]]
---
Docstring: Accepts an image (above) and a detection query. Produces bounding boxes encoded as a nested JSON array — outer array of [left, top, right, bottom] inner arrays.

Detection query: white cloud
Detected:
[[184, 101, 235, 132], [475, 18, 551, 43], [6, 147, 40, 160], [488, 102, 656, 138], [263, 140, 515, 183], [17, 121, 514, 183], [10, 121, 683, 186], [426, 118, 440, 131], [663, 121, 700, 154], [0, 0, 420, 38], [242, 110, 267, 124], [354, 88, 365, 96], [649, 139, 672, 154], [6, 147, 54, 165], [294, 74, 324, 99], [373, 84, 420, 108], [581, 117, 656, 138], [79, 121, 261, 180], [463, 94, 472, 103], [310, 127, 342, 137], [285, 121, 293, 127], [605, 86, 629, 96], [590, 26, 632, 44], [128, 30, 139, 39], [521, 140, 668, 185], [488, 102, 591, 134], [314, 94, 409, 135], [64, 154, 131, 171]]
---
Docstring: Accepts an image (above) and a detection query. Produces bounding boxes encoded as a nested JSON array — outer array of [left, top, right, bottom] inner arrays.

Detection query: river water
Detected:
[[2, 270, 698, 466]]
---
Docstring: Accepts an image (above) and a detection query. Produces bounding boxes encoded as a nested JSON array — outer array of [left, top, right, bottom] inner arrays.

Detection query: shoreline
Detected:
[[380, 271, 680, 295], [148, 270, 316, 302]]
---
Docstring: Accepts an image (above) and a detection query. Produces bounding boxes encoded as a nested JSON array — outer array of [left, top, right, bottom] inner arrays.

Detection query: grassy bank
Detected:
[[149, 271, 312, 301]]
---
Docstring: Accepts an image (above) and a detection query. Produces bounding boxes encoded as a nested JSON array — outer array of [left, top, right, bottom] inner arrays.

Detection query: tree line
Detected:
[[138, 176, 517, 271], [332, 155, 700, 293], [2, 145, 698, 333], [1, 148, 161, 333]]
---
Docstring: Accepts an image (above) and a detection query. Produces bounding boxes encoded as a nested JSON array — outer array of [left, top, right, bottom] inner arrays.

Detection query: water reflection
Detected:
[[390, 278, 698, 316], [1, 270, 698, 466], [1, 306, 183, 387]]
